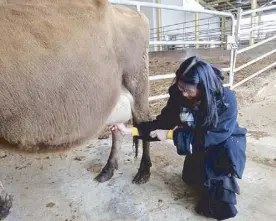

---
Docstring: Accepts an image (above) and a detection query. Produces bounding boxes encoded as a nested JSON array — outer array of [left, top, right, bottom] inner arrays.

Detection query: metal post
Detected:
[[156, 0, 162, 51], [220, 16, 226, 47], [151, 0, 158, 51], [250, 0, 257, 46], [208, 17, 210, 42], [183, 11, 186, 44], [195, 0, 199, 48], [183, 23, 185, 41], [257, 11, 262, 41], [230, 8, 242, 88]]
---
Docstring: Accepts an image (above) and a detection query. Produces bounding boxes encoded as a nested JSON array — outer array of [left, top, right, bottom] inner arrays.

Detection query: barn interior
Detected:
[[0, 1, 276, 220]]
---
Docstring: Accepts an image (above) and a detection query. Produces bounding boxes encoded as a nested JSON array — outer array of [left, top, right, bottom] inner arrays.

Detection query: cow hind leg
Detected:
[[0, 182, 13, 220], [123, 76, 152, 184], [132, 139, 151, 184], [95, 130, 122, 183]]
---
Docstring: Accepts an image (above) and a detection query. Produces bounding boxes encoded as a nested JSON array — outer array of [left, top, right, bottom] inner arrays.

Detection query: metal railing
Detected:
[[109, 0, 236, 101], [231, 5, 276, 89], [109, 1, 276, 100], [150, 15, 232, 47]]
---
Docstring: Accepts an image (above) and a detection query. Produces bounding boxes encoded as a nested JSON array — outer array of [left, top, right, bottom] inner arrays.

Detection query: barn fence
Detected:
[[231, 6, 276, 89], [109, 0, 276, 101]]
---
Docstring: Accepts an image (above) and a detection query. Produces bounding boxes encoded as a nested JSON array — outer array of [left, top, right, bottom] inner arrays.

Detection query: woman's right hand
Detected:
[[109, 123, 132, 135]]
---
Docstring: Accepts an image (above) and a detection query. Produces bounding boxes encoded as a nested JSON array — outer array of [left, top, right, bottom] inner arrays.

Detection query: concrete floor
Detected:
[[0, 134, 276, 221], [1, 74, 276, 221]]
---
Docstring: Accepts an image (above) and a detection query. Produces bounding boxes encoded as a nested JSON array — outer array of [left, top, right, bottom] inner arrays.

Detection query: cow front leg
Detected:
[[0, 182, 13, 220], [95, 130, 122, 183]]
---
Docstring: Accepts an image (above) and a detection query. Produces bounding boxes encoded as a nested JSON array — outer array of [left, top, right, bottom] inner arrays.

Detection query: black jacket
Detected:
[[137, 84, 246, 139], [136, 83, 195, 140]]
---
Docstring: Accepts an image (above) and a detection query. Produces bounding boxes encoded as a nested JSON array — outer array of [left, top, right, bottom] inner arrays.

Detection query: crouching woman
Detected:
[[111, 56, 247, 220]]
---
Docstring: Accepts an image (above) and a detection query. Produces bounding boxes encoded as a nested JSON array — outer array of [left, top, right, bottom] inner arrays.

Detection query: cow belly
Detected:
[[106, 88, 133, 125]]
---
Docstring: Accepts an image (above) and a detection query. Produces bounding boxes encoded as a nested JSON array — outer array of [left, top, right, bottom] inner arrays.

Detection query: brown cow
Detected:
[[0, 0, 152, 218]]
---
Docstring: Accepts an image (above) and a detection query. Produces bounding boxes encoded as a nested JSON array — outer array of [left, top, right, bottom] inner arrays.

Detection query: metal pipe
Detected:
[[240, 19, 275, 27], [150, 16, 220, 30], [220, 16, 226, 47], [235, 48, 276, 72], [222, 67, 230, 72], [109, 0, 234, 17], [149, 94, 170, 101], [232, 61, 276, 89], [149, 67, 230, 81], [152, 27, 230, 38], [250, 0, 257, 46], [152, 26, 227, 36], [156, 0, 162, 51], [257, 11, 262, 40], [149, 73, 175, 81], [239, 22, 274, 34], [229, 49, 235, 87], [237, 35, 276, 54], [241, 5, 276, 16], [223, 83, 231, 87], [149, 83, 231, 101], [229, 8, 242, 88], [149, 40, 223, 45], [195, 0, 199, 48]]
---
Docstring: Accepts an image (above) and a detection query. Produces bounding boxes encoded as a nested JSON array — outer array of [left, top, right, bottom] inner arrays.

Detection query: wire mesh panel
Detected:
[[149, 13, 232, 51]]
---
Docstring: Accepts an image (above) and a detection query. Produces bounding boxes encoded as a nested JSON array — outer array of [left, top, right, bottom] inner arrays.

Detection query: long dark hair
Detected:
[[175, 56, 224, 129]]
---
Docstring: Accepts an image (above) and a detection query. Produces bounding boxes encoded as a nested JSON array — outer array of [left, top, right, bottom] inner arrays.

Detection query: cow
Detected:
[[0, 0, 152, 219]]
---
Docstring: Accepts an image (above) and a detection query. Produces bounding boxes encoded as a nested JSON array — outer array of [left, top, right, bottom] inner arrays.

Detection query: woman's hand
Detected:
[[150, 130, 169, 141], [109, 123, 132, 135]]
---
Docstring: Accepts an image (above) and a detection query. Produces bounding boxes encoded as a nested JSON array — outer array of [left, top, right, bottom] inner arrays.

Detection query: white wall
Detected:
[[160, 0, 185, 28], [126, 0, 222, 42], [127, 0, 156, 29], [159, 0, 220, 41]]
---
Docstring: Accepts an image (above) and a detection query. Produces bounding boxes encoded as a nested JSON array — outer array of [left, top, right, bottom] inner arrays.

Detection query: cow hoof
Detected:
[[95, 169, 114, 183], [132, 169, 150, 184], [94, 162, 118, 183], [0, 193, 13, 221]]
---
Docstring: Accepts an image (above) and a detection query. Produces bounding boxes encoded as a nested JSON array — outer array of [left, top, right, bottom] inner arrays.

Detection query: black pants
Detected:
[[182, 151, 205, 187], [182, 148, 240, 221]]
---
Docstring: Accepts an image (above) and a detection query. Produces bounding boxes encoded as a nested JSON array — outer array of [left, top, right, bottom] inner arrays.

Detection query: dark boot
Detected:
[[196, 189, 238, 220]]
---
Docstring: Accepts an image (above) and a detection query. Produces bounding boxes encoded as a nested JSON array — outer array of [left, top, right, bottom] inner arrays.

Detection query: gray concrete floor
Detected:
[[1, 134, 276, 221]]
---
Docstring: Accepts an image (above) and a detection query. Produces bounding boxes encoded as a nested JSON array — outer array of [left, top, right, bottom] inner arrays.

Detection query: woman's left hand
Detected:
[[150, 130, 169, 141], [109, 123, 132, 135]]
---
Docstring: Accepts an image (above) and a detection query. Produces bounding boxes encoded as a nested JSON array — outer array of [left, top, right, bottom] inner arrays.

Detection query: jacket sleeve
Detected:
[[203, 89, 238, 148], [173, 127, 194, 155], [135, 85, 180, 140], [135, 97, 178, 141]]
